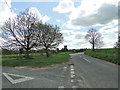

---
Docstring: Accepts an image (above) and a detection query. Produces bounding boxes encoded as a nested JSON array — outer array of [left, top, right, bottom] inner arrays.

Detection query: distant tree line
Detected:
[[1, 48, 88, 55]]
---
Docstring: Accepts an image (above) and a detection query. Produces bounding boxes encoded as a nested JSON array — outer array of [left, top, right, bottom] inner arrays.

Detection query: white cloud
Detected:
[[99, 20, 118, 37], [102, 37, 117, 48], [0, 6, 50, 45], [14, 8, 17, 10], [42, 15, 50, 23], [27, 7, 51, 23], [0, 37, 6, 45], [59, 24, 118, 49], [99, 24, 118, 36], [99, 22, 118, 48], [66, 0, 119, 29], [0, 0, 12, 27], [58, 30, 90, 49], [74, 33, 84, 39], [0, 0, 17, 46], [28, 7, 42, 21], [53, 0, 74, 13], [62, 22, 66, 27], [56, 19, 61, 23]]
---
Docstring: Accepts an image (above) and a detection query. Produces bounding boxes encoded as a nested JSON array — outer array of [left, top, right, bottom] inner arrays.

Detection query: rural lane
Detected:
[[2, 53, 118, 88], [69, 53, 118, 88]]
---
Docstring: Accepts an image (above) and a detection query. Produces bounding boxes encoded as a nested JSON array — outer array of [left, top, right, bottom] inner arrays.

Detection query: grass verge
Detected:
[[84, 48, 119, 65], [2, 52, 71, 67]]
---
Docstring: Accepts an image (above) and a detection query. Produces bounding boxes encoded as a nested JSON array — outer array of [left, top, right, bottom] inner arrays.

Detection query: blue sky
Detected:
[[11, 2, 81, 30], [0, 0, 118, 49]]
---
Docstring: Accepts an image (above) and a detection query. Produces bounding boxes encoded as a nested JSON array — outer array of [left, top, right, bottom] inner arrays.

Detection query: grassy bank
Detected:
[[85, 48, 119, 65], [2, 52, 71, 67]]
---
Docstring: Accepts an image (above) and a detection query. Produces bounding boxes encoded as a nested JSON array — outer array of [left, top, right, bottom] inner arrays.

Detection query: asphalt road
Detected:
[[2, 53, 118, 88], [70, 53, 118, 88]]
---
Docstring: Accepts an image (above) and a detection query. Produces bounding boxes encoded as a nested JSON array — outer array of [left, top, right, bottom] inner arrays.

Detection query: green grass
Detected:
[[84, 48, 119, 65], [2, 52, 71, 67]]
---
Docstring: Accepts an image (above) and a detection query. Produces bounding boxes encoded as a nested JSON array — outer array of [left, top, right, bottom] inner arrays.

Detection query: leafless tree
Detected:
[[34, 23, 63, 57], [118, 34, 120, 48], [114, 42, 119, 48], [1, 10, 39, 58], [85, 28, 104, 51]]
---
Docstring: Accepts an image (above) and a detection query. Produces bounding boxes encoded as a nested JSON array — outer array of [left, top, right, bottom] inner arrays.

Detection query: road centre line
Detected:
[[71, 71, 75, 74], [83, 58, 91, 63], [79, 56, 91, 63], [71, 68, 74, 71]]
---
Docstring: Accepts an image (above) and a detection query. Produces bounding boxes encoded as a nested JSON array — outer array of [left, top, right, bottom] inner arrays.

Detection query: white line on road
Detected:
[[72, 86, 78, 88], [79, 56, 91, 63], [58, 86, 64, 88], [63, 66, 67, 71], [71, 74, 75, 78], [70, 65, 74, 68], [3, 72, 34, 84], [83, 57, 91, 63], [71, 79, 74, 82], [71, 71, 75, 74], [71, 68, 74, 71]]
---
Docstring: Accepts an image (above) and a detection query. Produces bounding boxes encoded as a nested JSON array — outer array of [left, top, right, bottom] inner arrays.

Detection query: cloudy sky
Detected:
[[0, 0, 119, 49]]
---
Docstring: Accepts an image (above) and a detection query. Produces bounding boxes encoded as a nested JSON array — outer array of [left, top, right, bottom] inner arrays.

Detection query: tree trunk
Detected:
[[26, 49, 30, 58], [93, 39, 95, 51], [45, 48, 49, 57]]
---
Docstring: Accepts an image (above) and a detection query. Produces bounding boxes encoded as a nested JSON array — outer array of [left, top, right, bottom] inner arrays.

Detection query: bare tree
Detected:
[[34, 23, 63, 57], [118, 34, 120, 48], [114, 42, 119, 48], [1, 10, 39, 58], [85, 28, 104, 51]]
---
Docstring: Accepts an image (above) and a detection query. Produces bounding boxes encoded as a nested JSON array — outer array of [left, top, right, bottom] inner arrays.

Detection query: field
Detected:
[[1, 52, 71, 67], [85, 48, 119, 65]]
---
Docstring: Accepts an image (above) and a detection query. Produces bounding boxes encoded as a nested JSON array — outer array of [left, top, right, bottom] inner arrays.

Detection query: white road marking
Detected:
[[71, 71, 75, 74], [71, 74, 75, 78], [3, 73, 34, 84], [69, 52, 84, 55], [58, 86, 64, 88], [70, 56, 73, 59], [83, 58, 91, 63], [71, 68, 74, 71], [71, 79, 74, 82], [70, 65, 74, 68], [63, 66, 67, 71], [79, 56, 90, 63], [72, 86, 78, 88]]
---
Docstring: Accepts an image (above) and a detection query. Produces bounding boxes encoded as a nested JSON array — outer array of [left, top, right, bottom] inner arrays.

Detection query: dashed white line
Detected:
[[71, 79, 74, 82], [71, 74, 75, 78], [71, 68, 74, 71], [70, 66, 74, 68], [71, 71, 75, 74]]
